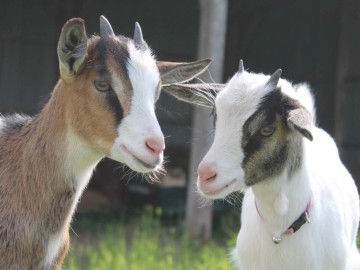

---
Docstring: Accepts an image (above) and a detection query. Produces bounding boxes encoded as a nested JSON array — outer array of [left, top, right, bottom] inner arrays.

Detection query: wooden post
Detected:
[[185, 0, 228, 240]]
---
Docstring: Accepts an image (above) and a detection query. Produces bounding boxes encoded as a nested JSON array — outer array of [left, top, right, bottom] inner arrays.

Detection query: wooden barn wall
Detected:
[[338, 0, 360, 181], [225, 0, 340, 131], [225, 0, 360, 184]]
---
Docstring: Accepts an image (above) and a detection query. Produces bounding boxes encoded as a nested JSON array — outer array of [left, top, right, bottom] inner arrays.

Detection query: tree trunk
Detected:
[[185, 0, 228, 240]]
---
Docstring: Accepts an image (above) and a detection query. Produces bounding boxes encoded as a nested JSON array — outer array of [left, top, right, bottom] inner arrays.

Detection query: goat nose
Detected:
[[145, 137, 165, 156], [198, 162, 217, 182]]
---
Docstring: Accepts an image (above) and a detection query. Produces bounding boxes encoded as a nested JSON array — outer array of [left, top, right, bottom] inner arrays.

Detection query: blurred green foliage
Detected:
[[64, 207, 239, 270], [64, 206, 360, 270]]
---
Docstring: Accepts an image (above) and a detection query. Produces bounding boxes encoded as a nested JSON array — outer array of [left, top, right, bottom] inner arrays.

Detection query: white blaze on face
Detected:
[[110, 41, 164, 173]]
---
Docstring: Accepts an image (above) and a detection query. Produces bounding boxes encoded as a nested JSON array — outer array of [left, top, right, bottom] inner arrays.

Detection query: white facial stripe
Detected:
[[108, 41, 160, 124], [108, 41, 164, 173], [127, 42, 159, 107], [123, 41, 162, 134]]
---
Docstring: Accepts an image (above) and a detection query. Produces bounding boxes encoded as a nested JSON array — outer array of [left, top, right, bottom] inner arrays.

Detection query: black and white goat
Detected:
[[168, 61, 360, 270]]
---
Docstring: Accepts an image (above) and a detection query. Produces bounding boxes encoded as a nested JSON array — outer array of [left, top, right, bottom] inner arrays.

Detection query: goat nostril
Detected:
[[204, 172, 217, 182], [198, 170, 217, 182], [198, 162, 217, 182], [145, 138, 165, 155]]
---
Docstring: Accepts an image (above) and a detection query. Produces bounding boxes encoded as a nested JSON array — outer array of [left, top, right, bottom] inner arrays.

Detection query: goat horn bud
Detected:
[[100, 15, 115, 37], [134, 22, 144, 44], [266, 69, 282, 89], [238, 59, 244, 73]]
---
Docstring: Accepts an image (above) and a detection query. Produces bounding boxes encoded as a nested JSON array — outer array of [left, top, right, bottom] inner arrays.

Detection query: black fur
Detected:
[[241, 88, 304, 186], [106, 90, 123, 126], [94, 36, 132, 125], [111, 36, 130, 73], [97, 38, 109, 77]]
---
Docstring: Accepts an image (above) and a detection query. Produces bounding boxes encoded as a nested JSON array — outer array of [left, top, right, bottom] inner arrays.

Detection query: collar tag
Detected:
[[272, 235, 282, 244]]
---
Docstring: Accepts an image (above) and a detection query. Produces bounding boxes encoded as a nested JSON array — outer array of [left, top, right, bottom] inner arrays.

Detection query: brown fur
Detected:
[[0, 17, 212, 269], [0, 91, 71, 269], [0, 32, 127, 270]]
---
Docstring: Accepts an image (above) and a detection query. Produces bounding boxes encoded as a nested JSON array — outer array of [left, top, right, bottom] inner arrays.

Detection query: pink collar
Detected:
[[255, 198, 312, 244]]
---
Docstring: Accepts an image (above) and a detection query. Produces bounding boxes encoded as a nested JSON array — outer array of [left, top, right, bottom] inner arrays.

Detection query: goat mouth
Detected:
[[202, 179, 237, 197], [132, 156, 160, 169], [121, 145, 160, 169]]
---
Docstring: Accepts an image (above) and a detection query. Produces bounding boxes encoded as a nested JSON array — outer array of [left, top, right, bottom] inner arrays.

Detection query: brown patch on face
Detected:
[[63, 66, 119, 155], [60, 35, 140, 155]]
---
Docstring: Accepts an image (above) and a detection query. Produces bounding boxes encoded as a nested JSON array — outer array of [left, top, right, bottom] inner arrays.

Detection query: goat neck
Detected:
[[251, 144, 313, 238]]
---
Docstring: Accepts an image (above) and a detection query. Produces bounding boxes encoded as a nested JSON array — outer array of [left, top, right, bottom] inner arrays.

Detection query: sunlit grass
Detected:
[[63, 206, 360, 270], [63, 208, 237, 270]]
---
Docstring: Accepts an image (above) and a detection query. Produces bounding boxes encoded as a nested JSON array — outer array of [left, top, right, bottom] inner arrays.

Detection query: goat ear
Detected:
[[162, 83, 224, 107], [157, 59, 211, 86], [286, 106, 313, 141], [57, 18, 87, 81]]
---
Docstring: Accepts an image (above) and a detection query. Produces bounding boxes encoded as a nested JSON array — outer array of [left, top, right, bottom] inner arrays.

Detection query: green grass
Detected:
[[63, 207, 360, 270], [63, 208, 237, 270]]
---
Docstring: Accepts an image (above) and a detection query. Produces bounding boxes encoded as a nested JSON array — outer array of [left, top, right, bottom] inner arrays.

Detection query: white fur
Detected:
[[233, 129, 360, 270], [109, 41, 164, 173], [65, 131, 101, 222], [43, 231, 64, 268], [274, 191, 289, 216], [198, 70, 360, 269], [42, 132, 101, 268]]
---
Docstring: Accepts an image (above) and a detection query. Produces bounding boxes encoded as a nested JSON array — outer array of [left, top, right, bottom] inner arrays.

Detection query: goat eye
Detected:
[[260, 127, 275, 137], [94, 81, 110, 92]]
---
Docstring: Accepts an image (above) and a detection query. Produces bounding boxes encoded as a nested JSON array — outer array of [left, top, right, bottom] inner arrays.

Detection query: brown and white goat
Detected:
[[0, 16, 211, 270]]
